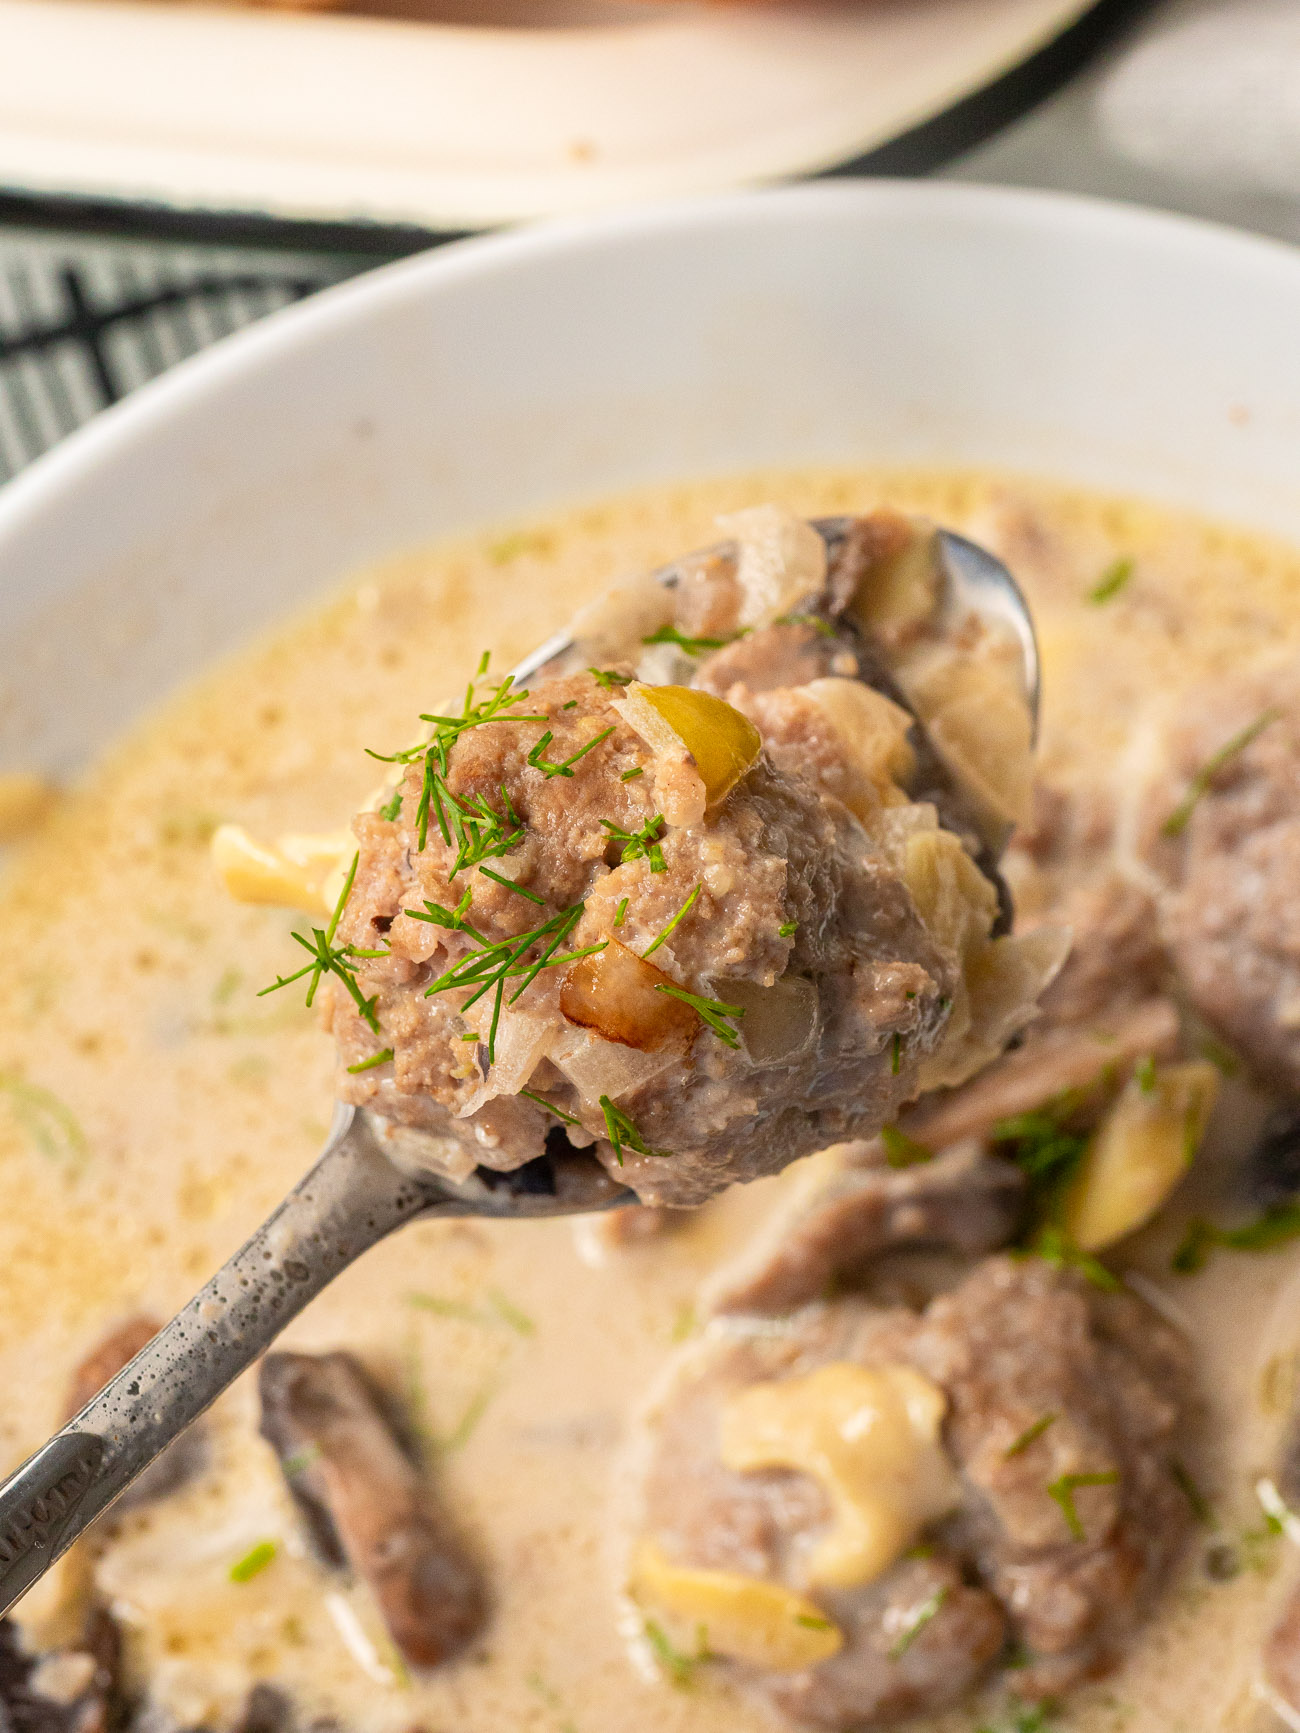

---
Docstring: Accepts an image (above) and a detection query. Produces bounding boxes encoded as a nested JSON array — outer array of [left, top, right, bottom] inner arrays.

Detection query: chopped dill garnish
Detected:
[[1135, 1054, 1157, 1093], [1047, 1469, 1119, 1541], [888, 1586, 948, 1658], [1198, 1032, 1240, 1076], [776, 611, 836, 637], [407, 1287, 534, 1336], [230, 1540, 277, 1583], [621, 766, 645, 781], [421, 902, 605, 1062], [1005, 1413, 1057, 1458], [642, 624, 737, 656], [599, 1095, 668, 1163], [1172, 1203, 1300, 1274], [976, 1709, 1054, 1733], [655, 984, 744, 1048], [279, 1445, 321, 1479], [346, 1047, 394, 1074], [778, 920, 798, 938], [366, 659, 543, 851], [643, 883, 701, 958], [589, 667, 633, 690], [881, 1124, 933, 1169], [520, 1088, 582, 1128], [477, 865, 547, 904], [1171, 1459, 1213, 1525], [1027, 1225, 1120, 1291], [527, 724, 615, 780], [0, 1074, 87, 1168], [1087, 556, 1134, 605], [377, 789, 402, 822], [435, 1382, 496, 1454], [1162, 707, 1282, 838], [259, 853, 381, 1034], [561, 699, 578, 710], [459, 1031, 480, 1042], [991, 1097, 1090, 1189], [614, 897, 629, 927], [525, 1673, 578, 1733], [891, 1031, 902, 1075], [643, 1618, 712, 1687], [796, 1613, 834, 1630], [602, 812, 667, 872]]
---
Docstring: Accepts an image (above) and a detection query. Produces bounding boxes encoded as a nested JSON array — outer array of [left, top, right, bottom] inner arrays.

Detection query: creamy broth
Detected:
[[3, 468, 1300, 1733]]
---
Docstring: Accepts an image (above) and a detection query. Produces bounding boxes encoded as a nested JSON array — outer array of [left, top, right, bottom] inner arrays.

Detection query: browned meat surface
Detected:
[[636, 1256, 1192, 1726], [330, 667, 976, 1206], [1144, 663, 1300, 1091], [765, 1554, 1005, 1730], [258, 1352, 483, 1668], [710, 1140, 1025, 1316], [911, 1258, 1192, 1699], [1264, 1579, 1300, 1718], [695, 622, 861, 699]]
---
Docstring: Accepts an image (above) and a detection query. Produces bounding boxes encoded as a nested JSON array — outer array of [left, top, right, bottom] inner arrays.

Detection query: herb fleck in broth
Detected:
[[1, 468, 1300, 1732]]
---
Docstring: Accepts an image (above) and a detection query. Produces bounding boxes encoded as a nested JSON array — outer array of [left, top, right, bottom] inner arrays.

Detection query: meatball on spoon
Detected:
[[0, 516, 1039, 1616]]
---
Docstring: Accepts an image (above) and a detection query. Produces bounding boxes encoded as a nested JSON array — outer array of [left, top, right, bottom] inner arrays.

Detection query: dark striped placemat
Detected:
[[0, 233, 363, 485]]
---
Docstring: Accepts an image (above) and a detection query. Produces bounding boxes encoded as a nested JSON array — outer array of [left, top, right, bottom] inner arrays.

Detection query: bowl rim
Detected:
[[2, 176, 1300, 547]]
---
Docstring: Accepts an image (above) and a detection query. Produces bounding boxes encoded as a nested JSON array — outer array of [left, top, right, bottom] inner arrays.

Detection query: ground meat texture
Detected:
[[258, 1352, 483, 1667], [1144, 663, 1300, 1092], [635, 1257, 1192, 1727], [330, 668, 967, 1206], [908, 1257, 1192, 1700]]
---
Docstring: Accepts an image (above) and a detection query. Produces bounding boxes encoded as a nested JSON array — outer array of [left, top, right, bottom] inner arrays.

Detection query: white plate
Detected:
[[2, 178, 1299, 773], [0, 0, 1095, 231]]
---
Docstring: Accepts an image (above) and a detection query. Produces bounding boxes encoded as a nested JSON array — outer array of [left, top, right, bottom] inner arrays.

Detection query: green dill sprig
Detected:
[[1135, 1054, 1157, 1093], [643, 1618, 712, 1688], [519, 1088, 582, 1128], [1005, 1413, 1057, 1458], [377, 790, 402, 822], [1087, 557, 1133, 605], [589, 667, 633, 691], [599, 1095, 668, 1163], [643, 884, 701, 958], [891, 1032, 902, 1076], [347, 1047, 394, 1074], [614, 897, 629, 927], [888, 1586, 948, 1658], [259, 853, 381, 1034], [477, 865, 546, 904], [1170, 1459, 1213, 1525], [230, 1541, 277, 1583], [1027, 1225, 1119, 1291], [621, 766, 645, 782], [1047, 1469, 1119, 1542], [1162, 707, 1282, 838], [881, 1124, 933, 1169], [642, 625, 739, 657], [527, 724, 615, 780], [655, 984, 744, 1048], [1172, 1202, 1300, 1274], [776, 611, 836, 637], [420, 902, 605, 1062], [778, 920, 798, 938], [365, 658, 544, 850], [602, 813, 667, 872]]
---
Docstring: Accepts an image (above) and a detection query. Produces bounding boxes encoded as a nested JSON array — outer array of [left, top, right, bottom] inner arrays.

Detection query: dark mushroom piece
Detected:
[[0, 1606, 124, 1733], [710, 1141, 1025, 1317], [258, 1351, 484, 1668]]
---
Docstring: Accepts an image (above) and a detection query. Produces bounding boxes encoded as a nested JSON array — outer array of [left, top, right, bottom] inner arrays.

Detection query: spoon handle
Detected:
[[0, 1106, 437, 1617]]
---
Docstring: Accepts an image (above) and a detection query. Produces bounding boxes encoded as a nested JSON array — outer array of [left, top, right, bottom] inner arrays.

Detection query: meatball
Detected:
[[631, 1256, 1193, 1726], [329, 655, 1054, 1206], [1144, 662, 1300, 1092]]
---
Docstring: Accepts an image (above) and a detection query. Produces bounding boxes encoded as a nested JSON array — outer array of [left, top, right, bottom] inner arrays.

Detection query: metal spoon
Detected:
[[0, 519, 1038, 1616]]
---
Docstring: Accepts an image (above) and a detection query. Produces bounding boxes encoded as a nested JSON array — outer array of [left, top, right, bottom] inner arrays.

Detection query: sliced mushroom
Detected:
[[899, 997, 1181, 1153], [258, 1351, 484, 1667], [0, 1606, 124, 1733], [709, 1140, 1025, 1316]]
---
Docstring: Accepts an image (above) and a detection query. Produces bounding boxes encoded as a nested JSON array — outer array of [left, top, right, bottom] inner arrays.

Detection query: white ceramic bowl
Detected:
[[2, 179, 1299, 773]]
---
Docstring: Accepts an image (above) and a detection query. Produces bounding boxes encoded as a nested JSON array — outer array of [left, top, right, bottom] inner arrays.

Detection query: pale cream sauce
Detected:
[[2, 469, 1300, 1733]]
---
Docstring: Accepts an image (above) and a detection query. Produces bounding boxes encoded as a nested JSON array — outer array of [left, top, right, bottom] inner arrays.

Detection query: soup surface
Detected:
[[3, 467, 1300, 1733]]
